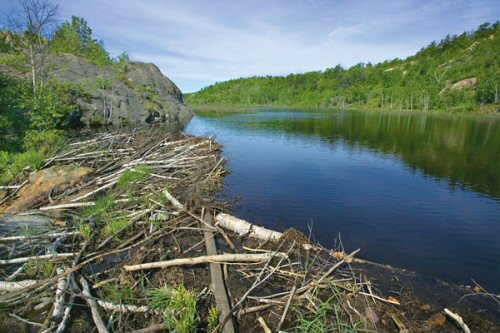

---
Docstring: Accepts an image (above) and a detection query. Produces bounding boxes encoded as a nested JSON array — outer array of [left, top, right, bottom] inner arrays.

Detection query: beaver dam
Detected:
[[0, 127, 498, 332]]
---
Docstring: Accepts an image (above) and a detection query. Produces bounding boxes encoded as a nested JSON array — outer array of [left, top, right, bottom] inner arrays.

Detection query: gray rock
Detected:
[[47, 53, 192, 127]]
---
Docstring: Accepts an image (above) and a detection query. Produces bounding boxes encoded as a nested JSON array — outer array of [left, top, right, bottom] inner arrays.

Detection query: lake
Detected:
[[185, 108, 500, 292]]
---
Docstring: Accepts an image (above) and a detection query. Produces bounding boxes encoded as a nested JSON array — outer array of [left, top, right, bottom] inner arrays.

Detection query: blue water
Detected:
[[185, 109, 500, 292]]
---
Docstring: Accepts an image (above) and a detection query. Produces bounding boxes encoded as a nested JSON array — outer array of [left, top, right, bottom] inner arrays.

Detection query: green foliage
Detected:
[[78, 221, 92, 241], [291, 292, 358, 333], [148, 285, 199, 333], [0, 76, 28, 151], [103, 215, 128, 238], [188, 22, 500, 113], [117, 165, 151, 189], [0, 149, 45, 185], [20, 84, 75, 131], [51, 16, 111, 66], [81, 196, 115, 220], [23, 129, 64, 155], [207, 305, 219, 332], [100, 282, 135, 304]]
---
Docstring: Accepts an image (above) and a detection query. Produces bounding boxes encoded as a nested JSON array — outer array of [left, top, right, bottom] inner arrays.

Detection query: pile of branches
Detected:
[[0, 127, 426, 332]]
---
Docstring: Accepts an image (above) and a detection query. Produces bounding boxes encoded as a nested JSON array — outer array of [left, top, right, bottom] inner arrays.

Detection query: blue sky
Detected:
[[1, 0, 498, 92]]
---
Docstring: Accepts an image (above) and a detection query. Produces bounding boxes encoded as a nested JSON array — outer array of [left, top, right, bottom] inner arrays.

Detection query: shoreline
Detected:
[[188, 103, 500, 117], [0, 127, 498, 332]]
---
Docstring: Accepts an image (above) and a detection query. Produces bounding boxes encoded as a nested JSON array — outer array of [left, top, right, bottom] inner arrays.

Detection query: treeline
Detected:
[[0, 0, 128, 184], [188, 22, 499, 113]]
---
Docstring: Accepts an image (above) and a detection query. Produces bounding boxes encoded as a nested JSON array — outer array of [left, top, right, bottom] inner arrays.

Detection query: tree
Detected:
[[51, 16, 111, 66], [7, 0, 59, 94]]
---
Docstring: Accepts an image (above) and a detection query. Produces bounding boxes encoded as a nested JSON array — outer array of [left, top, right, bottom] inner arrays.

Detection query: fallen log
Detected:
[[124, 253, 284, 272], [215, 213, 283, 241]]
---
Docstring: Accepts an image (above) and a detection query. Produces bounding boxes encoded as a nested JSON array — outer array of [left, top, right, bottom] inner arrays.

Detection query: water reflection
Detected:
[[185, 109, 500, 292]]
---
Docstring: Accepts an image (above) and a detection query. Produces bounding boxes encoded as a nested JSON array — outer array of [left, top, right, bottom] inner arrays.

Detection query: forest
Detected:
[[187, 22, 499, 113]]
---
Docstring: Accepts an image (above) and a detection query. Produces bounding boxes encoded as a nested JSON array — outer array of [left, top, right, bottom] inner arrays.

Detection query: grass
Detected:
[[208, 305, 219, 332], [148, 285, 199, 333], [291, 287, 362, 333], [0, 149, 45, 185], [100, 282, 135, 304], [117, 164, 151, 189], [78, 222, 92, 241], [25, 258, 56, 278], [81, 196, 116, 220], [103, 215, 129, 238]]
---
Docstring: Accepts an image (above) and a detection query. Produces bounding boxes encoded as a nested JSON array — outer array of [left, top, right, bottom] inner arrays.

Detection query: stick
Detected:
[[0, 253, 76, 265], [39, 202, 96, 211], [129, 324, 168, 333], [70, 181, 117, 202], [0, 232, 78, 242], [277, 284, 296, 332], [52, 268, 67, 319], [315, 249, 360, 285], [0, 280, 37, 291], [257, 317, 272, 333], [124, 253, 283, 272], [444, 308, 471, 333], [80, 277, 109, 333], [203, 212, 236, 333], [163, 189, 184, 210], [97, 299, 154, 313]]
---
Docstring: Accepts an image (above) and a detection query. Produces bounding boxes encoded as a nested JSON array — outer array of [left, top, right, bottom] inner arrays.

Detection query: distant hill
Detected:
[[187, 22, 499, 113]]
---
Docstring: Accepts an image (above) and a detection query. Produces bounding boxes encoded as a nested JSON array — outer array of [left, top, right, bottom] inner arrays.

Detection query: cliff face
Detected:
[[48, 54, 193, 127]]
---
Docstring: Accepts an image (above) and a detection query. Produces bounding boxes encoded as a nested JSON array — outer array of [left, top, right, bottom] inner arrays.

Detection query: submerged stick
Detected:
[[124, 253, 283, 272]]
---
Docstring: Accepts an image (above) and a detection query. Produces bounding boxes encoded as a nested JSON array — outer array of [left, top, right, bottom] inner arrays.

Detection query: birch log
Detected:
[[215, 213, 283, 240], [124, 253, 284, 272], [0, 280, 37, 291]]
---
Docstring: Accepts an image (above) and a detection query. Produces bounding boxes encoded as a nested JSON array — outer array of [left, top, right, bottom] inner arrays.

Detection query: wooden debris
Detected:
[[216, 213, 283, 240], [124, 253, 283, 272], [444, 308, 471, 333]]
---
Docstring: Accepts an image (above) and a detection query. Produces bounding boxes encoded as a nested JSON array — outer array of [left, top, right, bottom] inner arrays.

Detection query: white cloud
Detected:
[[1, 0, 498, 92]]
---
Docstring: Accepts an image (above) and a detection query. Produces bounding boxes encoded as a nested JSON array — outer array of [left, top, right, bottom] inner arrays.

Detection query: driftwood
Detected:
[[124, 253, 283, 272], [203, 212, 236, 333], [215, 213, 283, 240]]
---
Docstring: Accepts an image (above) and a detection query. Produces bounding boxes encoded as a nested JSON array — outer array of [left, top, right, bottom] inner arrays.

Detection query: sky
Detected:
[[1, 0, 498, 93]]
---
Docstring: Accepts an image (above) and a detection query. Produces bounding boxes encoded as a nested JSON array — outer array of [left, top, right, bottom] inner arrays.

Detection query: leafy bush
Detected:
[[23, 129, 65, 156], [0, 149, 45, 185]]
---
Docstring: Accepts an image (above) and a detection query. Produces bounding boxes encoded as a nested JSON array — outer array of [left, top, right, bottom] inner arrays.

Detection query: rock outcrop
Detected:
[[48, 53, 192, 127]]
